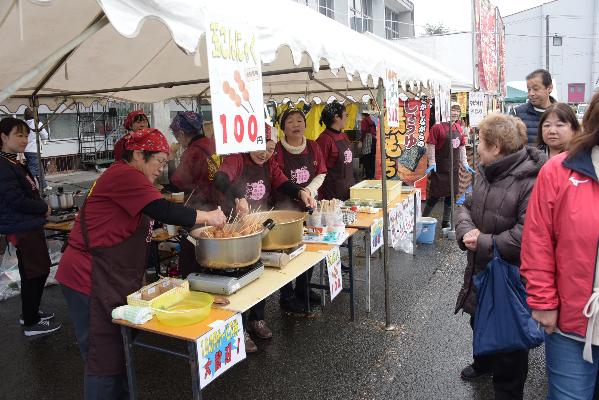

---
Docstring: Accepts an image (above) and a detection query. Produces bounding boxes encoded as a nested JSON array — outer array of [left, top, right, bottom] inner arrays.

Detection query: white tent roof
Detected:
[[0, 0, 451, 111]]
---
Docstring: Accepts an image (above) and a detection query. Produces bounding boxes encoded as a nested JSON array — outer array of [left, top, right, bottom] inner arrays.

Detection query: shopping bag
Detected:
[[472, 240, 544, 356]]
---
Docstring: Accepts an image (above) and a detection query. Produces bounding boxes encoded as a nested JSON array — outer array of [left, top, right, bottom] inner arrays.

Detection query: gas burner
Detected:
[[48, 207, 78, 222], [187, 261, 264, 295], [260, 244, 306, 268], [196, 260, 264, 278]]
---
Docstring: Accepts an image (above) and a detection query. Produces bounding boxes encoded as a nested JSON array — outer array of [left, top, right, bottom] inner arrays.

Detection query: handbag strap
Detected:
[[492, 236, 501, 259]]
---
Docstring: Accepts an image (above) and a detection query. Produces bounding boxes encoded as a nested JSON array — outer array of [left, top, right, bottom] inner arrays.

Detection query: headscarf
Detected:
[[124, 110, 148, 131], [170, 111, 203, 135], [125, 128, 169, 153]]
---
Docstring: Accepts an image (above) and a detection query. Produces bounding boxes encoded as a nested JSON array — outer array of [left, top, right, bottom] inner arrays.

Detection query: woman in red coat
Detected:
[[316, 101, 355, 201], [521, 92, 599, 399]]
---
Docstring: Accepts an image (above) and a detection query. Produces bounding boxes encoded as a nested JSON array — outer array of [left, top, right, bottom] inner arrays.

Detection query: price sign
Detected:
[[206, 17, 265, 155], [325, 247, 343, 301], [385, 70, 400, 128], [468, 92, 486, 127], [197, 313, 246, 388], [370, 217, 384, 254]]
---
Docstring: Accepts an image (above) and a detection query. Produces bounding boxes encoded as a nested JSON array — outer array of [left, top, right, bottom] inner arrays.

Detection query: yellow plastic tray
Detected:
[[153, 292, 214, 327]]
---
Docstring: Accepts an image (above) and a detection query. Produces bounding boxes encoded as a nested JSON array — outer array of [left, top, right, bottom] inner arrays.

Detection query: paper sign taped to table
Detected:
[[206, 14, 265, 155], [325, 247, 343, 301], [370, 217, 384, 254], [197, 313, 245, 388]]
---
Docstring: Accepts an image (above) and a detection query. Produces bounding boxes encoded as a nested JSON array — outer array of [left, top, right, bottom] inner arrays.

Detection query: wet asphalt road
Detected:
[[0, 203, 548, 400]]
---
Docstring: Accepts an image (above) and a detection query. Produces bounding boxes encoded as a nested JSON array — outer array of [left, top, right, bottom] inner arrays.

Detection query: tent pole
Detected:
[[29, 96, 45, 192], [308, 73, 356, 103], [448, 92, 455, 235], [0, 15, 108, 103]]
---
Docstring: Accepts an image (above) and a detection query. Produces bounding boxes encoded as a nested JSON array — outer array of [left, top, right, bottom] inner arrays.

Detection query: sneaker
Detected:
[[244, 332, 258, 353], [19, 311, 55, 326], [247, 320, 272, 339], [44, 186, 53, 191], [23, 319, 61, 337], [460, 364, 490, 381], [280, 297, 308, 314]]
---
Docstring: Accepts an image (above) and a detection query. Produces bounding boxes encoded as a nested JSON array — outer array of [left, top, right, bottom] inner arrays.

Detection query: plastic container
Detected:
[[153, 291, 214, 326], [417, 217, 437, 244]]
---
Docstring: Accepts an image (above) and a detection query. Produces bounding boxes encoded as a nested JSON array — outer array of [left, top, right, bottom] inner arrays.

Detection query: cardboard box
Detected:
[[350, 180, 403, 204]]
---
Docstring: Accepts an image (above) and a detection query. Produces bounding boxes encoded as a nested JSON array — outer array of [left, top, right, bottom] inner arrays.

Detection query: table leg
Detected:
[[319, 260, 326, 307], [412, 191, 418, 256], [187, 341, 202, 400], [364, 228, 371, 313], [121, 326, 138, 400], [348, 236, 355, 322], [304, 269, 311, 313]]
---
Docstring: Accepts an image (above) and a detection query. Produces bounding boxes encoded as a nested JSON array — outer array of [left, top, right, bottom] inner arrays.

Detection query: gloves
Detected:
[[425, 165, 436, 174], [464, 164, 476, 174]]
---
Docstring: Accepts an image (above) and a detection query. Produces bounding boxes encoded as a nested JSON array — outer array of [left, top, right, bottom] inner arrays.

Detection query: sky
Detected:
[[412, 0, 549, 35]]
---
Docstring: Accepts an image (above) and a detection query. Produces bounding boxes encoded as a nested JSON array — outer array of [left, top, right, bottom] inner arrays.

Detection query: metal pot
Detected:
[[189, 219, 275, 269], [255, 210, 307, 250], [47, 193, 61, 210], [58, 192, 74, 209]]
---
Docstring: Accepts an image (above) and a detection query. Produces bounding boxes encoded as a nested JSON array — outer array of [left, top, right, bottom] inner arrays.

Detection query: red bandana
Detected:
[[125, 128, 169, 153], [124, 110, 147, 131]]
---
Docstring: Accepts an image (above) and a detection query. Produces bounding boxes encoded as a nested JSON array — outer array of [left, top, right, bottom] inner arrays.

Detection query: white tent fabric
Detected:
[[0, 0, 451, 111]]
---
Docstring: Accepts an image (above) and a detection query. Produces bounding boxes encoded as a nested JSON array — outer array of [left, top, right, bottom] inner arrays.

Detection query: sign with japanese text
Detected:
[[206, 16, 265, 155], [325, 246, 343, 301], [370, 217, 384, 254], [468, 92, 486, 127], [474, 0, 501, 94], [197, 313, 246, 388], [385, 70, 400, 128], [388, 206, 400, 248]]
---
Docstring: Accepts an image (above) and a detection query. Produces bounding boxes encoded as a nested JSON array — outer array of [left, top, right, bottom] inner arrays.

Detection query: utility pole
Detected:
[[545, 15, 550, 71]]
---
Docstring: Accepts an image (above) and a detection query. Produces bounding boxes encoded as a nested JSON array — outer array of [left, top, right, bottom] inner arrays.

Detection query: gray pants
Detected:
[[61, 285, 129, 400]]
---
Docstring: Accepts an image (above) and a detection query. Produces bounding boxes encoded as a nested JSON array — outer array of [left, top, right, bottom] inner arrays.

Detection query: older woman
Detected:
[[316, 101, 355, 201], [56, 128, 225, 400], [273, 108, 327, 313], [536, 102, 580, 159], [113, 109, 150, 162], [521, 92, 599, 399], [455, 114, 546, 399]]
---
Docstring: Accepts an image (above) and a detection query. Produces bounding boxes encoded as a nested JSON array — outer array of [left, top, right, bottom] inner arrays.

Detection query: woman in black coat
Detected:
[[0, 117, 61, 336]]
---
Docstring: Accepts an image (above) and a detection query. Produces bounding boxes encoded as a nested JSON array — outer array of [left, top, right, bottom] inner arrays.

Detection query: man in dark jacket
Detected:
[[511, 69, 556, 144]]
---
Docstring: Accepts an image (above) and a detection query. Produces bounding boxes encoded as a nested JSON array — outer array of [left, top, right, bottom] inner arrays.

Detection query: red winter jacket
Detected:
[[521, 150, 599, 338]]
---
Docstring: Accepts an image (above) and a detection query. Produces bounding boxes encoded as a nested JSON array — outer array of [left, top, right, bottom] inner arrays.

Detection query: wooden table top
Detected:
[[44, 220, 74, 232]]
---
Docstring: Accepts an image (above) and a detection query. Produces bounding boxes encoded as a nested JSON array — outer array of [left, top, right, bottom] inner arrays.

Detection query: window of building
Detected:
[[350, 0, 373, 33], [385, 7, 400, 39], [319, 0, 334, 19]]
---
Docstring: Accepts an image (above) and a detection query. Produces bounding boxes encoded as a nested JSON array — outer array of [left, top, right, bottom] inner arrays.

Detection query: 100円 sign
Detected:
[[207, 16, 266, 155]]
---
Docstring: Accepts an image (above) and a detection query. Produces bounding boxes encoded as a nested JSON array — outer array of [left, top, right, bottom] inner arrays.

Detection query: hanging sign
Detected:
[[325, 247, 343, 301], [206, 16, 265, 155], [385, 70, 400, 128], [197, 313, 246, 388], [468, 92, 486, 127]]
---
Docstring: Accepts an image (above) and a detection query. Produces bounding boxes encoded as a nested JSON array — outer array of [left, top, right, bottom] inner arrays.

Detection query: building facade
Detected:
[[504, 0, 599, 103], [296, 0, 415, 39]]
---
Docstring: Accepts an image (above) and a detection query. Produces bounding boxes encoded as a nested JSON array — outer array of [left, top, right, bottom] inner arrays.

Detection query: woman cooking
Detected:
[[316, 101, 355, 201], [0, 117, 61, 337], [167, 112, 221, 278], [113, 109, 150, 162], [273, 108, 327, 314], [56, 128, 226, 400], [214, 125, 316, 353]]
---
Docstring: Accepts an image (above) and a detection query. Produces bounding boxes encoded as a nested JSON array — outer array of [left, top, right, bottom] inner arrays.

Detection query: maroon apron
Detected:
[[181, 138, 220, 212], [429, 123, 460, 199], [274, 143, 316, 210], [319, 130, 355, 201], [220, 156, 272, 217], [3, 156, 51, 279], [80, 202, 152, 376]]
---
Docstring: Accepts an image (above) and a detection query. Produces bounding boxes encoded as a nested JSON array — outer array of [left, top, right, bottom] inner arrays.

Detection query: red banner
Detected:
[[474, 0, 499, 93]]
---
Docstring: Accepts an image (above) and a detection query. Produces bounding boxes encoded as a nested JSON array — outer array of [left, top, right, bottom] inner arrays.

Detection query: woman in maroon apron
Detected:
[[56, 128, 225, 400], [213, 126, 315, 353], [423, 102, 473, 228], [113, 110, 149, 162], [167, 112, 222, 278], [273, 108, 327, 314], [316, 101, 355, 201], [0, 118, 60, 337]]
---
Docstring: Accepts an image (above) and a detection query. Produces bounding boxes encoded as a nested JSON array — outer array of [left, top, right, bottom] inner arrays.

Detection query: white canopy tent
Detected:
[[0, 0, 451, 111]]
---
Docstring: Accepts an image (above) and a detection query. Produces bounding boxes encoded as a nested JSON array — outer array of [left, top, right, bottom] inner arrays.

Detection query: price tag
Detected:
[[206, 16, 265, 155], [385, 70, 400, 128], [197, 313, 246, 388], [325, 247, 343, 301], [370, 217, 384, 254]]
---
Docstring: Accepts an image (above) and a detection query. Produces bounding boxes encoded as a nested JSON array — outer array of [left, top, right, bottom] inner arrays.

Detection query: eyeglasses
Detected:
[[152, 156, 168, 166]]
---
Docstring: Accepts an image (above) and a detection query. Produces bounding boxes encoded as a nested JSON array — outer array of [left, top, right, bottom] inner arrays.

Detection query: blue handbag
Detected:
[[472, 239, 544, 356]]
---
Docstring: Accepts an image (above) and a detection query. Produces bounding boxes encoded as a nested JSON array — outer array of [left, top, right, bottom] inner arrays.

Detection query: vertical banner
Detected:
[[468, 92, 486, 128], [474, 0, 498, 93], [385, 70, 400, 128], [206, 16, 265, 155], [456, 92, 469, 118], [326, 247, 343, 300], [384, 98, 431, 185], [197, 313, 246, 388]]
